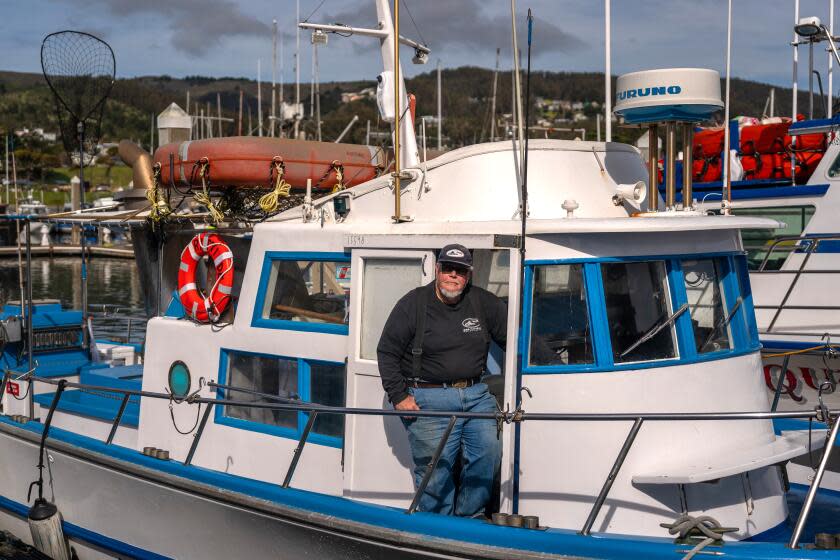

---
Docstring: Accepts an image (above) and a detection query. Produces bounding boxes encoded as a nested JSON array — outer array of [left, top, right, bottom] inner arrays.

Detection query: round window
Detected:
[[168, 361, 191, 398]]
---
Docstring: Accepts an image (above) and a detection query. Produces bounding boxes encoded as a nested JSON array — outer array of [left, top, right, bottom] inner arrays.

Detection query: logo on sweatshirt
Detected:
[[462, 318, 482, 333]]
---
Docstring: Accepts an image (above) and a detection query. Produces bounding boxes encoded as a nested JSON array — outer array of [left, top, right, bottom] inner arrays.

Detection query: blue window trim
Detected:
[[251, 251, 351, 335], [521, 252, 759, 375], [520, 263, 599, 373], [215, 348, 343, 448]]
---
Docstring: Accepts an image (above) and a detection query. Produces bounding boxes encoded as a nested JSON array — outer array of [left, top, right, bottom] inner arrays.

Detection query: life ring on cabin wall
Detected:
[[178, 233, 234, 322]]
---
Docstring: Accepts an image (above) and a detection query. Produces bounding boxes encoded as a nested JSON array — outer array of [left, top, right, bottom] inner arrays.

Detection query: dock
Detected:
[[0, 245, 134, 259]]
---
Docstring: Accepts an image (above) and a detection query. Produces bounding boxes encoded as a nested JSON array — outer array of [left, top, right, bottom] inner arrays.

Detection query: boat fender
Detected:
[[28, 497, 70, 560], [178, 233, 234, 323]]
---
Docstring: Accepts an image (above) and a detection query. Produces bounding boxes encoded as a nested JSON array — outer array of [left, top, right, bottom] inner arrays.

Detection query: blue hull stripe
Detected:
[[0, 416, 833, 559], [0, 494, 171, 559]]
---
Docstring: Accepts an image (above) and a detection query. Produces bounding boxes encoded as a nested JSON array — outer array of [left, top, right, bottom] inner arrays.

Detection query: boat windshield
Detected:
[[602, 261, 677, 364]]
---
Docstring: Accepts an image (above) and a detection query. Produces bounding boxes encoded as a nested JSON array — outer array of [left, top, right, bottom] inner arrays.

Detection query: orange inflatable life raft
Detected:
[[153, 137, 385, 190]]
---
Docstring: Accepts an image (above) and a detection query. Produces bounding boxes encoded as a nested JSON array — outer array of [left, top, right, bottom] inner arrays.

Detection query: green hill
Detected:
[[0, 68, 797, 187]]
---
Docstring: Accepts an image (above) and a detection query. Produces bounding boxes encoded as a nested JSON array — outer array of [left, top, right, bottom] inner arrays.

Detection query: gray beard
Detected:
[[439, 286, 464, 300]]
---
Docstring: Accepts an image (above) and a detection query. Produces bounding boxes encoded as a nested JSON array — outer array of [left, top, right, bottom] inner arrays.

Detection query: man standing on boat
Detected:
[[377, 244, 507, 517]]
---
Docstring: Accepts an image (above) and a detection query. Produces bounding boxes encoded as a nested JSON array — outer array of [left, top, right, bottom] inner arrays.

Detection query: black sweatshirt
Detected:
[[377, 282, 508, 405]]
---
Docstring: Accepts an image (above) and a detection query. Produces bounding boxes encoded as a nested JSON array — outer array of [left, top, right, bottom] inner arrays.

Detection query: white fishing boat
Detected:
[[1, 2, 840, 559]]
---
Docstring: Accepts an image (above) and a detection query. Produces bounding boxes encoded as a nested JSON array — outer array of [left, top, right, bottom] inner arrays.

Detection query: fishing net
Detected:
[[40, 31, 115, 159]]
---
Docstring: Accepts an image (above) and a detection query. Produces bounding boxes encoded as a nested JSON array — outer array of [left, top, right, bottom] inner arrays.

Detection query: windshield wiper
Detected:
[[699, 297, 743, 351], [619, 303, 689, 359]]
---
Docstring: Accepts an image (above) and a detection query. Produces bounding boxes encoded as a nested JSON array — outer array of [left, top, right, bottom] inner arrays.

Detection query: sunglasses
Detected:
[[439, 263, 470, 276]]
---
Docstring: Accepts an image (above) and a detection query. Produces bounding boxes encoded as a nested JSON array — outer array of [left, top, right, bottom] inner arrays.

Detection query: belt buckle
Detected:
[[452, 379, 468, 389]]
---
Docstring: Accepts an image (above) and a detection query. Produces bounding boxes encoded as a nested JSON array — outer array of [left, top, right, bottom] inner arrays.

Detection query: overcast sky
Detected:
[[0, 0, 835, 89]]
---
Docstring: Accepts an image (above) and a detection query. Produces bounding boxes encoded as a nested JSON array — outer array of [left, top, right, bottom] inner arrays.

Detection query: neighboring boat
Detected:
[[1, 3, 840, 559], [15, 198, 52, 246]]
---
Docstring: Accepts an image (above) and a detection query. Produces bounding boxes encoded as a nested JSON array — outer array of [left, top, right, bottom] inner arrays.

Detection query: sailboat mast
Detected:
[[490, 47, 500, 142]]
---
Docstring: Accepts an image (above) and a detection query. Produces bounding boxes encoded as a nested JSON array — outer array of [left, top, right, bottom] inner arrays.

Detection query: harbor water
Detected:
[[0, 257, 147, 345]]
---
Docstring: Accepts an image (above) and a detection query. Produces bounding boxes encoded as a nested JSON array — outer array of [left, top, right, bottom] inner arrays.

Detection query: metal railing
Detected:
[[1, 372, 838, 549], [754, 234, 840, 333]]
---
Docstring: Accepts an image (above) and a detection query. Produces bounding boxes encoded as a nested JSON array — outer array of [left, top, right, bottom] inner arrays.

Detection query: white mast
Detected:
[[490, 47, 500, 142], [722, 0, 733, 213], [605, 0, 612, 142], [257, 59, 263, 137], [374, 0, 419, 168], [511, 0, 525, 183], [437, 59, 442, 150], [272, 18, 277, 137], [280, 20, 285, 136]]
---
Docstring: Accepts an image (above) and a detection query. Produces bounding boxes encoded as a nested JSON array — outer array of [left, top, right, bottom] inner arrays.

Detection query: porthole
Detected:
[[168, 361, 191, 399]]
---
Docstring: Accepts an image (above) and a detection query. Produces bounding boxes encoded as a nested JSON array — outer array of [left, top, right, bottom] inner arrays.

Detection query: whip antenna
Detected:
[[40, 30, 115, 211]]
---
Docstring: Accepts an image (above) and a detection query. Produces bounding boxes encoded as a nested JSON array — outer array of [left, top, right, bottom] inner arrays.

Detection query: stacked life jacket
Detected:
[[687, 119, 827, 185]]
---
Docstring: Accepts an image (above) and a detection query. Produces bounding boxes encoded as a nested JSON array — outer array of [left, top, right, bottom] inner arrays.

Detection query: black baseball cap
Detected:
[[438, 244, 473, 269]]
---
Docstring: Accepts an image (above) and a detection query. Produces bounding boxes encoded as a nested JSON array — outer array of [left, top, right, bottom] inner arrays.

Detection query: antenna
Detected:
[[295, 0, 301, 139], [437, 59, 442, 150], [258, 59, 263, 137]]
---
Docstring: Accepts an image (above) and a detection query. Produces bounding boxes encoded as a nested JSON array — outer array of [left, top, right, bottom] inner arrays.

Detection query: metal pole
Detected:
[[605, 0, 612, 142], [366, 120, 370, 146], [106, 394, 131, 444], [809, 39, 814, 120], [217, 93, 223, 137], [596, 113, 601, 142], [648, 125, 658, 212], [682, 124, 693, 209], [295, 0, 301, 139], [407, 415, 457, 514], [282, 412, 317, 487], [437, 59, 442, 150], [580, 418, 644, 535], [25, 219, 34, 420], [80, 220, 88, 352], [789, 415, 840, 548], [315, 44, 321, 142], [722, 0, 733, 214], [335, 115, 359, 143], [238, 91, 243, 136], [184, 402, 215, 466], [490, 48, 500, 142], [665, 122, 677, 209], [272, 18, 277, 137], [792, 0, 800, 184], [393, 0, 403, 221], [831, 0, 836, 118], [511, 0, 525, 177], [771, 354, 792, 412]]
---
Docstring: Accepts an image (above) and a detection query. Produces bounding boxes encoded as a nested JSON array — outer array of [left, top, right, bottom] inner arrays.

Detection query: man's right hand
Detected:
[[395, 395, 420, 412]]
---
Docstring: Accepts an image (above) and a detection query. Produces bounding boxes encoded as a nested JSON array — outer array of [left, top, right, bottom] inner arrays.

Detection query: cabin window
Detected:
[[219, 350, 345, 445], [601, 261, 677, 363], [729, 206, 815, 270], [528, 264, 593, 366], [682, 259, 732, 354], [254, 253, 351, 334]]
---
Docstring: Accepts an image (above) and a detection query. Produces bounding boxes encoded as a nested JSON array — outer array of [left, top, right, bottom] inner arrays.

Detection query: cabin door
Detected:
[[343, 249, 435, 507]]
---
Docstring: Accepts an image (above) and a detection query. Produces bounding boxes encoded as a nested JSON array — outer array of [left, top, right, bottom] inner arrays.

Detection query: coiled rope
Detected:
[[192, 159, 224, 223], [661, 515, 735, 560], [147, 163, 171, 222], [259, 157, 292, 213]]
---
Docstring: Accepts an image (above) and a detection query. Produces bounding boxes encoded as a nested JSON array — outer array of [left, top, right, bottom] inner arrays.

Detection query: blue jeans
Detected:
[[403, 383, 501, 517]]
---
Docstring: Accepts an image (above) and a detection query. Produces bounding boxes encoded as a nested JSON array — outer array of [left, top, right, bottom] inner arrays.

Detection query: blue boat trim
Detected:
[[0, 415, 831, 559], [0, 494, 172, 559], [251, 251, 350, 335]]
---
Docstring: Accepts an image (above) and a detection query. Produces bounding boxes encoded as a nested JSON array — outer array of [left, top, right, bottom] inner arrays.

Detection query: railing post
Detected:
[[282, 411, 318, 488], [767, 238, 819, 333], [789, 414, 840, 548], [580, 417, 644, 535], [0, 370, 9, 406], [106, 393, 131, 445], [184, 402, 214, 466], [407, 415, 457, 515], [771, 354, 792, 412]]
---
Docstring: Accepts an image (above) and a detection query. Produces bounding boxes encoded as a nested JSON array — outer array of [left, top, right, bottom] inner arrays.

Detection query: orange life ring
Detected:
[[178, 233, 234, 322]]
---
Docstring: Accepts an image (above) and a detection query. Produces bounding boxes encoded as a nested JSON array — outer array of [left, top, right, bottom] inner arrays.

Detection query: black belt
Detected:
[[410, 378, 478, 389]]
